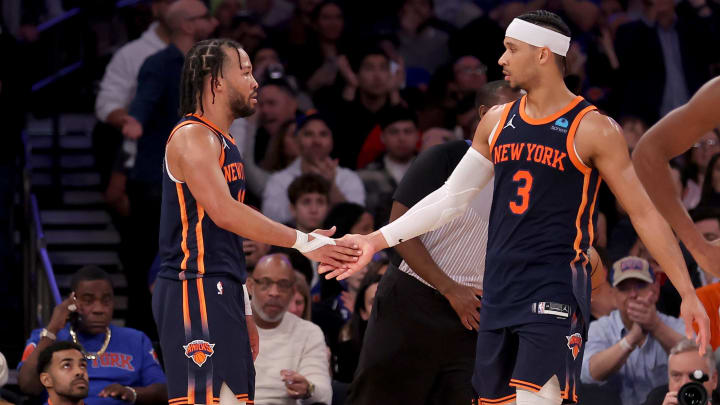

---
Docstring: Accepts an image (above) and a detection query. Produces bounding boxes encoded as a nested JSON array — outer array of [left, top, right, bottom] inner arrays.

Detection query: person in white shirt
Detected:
[[248, 254, 332, 405], [262, 114, 365, 224], [95, 0, 172, 129]]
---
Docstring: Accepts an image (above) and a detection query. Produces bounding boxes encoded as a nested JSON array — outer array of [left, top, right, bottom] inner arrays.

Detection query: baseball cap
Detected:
[[609, 256, 655, 287]]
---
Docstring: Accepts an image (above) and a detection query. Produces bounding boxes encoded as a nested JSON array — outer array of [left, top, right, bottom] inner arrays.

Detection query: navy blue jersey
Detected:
[[481, 95, 600, 330], [158, 114, 248, 282]]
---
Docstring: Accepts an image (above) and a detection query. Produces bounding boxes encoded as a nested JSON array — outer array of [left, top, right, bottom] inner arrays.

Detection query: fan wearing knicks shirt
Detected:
[[153, 39, 360, 405], [321, 10, 709, 405], [346, 80, 522, 405]]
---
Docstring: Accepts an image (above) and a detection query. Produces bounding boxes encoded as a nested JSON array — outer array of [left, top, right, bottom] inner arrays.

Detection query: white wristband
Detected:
[[243, 284, 252, 315], [291, 229, 336, 253], [619, 337, 634, 352]]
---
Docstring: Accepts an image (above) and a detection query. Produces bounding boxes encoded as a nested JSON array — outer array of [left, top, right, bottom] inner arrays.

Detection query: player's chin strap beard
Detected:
[[69, 326, 112, 360]]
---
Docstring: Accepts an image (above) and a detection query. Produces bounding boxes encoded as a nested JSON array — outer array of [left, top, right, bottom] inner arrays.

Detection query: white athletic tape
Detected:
[[506, 18, 570, 57], [292, 230, 336, 253]]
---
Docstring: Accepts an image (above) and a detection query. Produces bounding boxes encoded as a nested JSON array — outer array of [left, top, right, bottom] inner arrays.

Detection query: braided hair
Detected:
[[517, 10, 571, 73], [179, 38, 243, 116]]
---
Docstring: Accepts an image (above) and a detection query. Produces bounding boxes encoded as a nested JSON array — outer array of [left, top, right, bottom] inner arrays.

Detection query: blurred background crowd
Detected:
[[1, 0, 720, 404]]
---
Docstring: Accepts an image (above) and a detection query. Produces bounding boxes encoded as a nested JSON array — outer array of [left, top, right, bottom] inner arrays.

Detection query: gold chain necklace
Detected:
[[69, 327, 111, 360]]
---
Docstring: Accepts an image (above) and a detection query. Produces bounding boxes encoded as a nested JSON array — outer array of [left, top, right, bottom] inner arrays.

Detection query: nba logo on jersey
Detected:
[[217, 281, 224, 295], [566, 333, 583, 360], [183, 340, 215, 367]]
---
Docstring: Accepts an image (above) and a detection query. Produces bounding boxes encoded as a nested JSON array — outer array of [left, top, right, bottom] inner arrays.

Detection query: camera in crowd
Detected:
[[678, 370, 709, 405]]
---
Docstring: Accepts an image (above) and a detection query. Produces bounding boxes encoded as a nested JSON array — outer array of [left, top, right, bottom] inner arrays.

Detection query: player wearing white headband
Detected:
[[321, 9, 710, 405]]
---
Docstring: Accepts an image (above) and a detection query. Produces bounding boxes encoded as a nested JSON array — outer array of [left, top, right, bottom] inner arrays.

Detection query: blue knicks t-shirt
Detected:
[[19, 325, 166, 405], [481, 95, 601, 331]]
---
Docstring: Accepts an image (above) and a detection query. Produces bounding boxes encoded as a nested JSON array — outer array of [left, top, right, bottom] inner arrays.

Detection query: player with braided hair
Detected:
[[153, 39, 361, 405]]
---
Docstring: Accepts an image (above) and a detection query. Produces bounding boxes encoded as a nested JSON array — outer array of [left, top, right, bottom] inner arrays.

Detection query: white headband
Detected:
[[505, 18, 570, 57]]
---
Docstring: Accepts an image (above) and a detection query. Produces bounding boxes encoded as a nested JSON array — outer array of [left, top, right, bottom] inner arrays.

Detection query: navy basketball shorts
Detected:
[[153, 276, 255, 405], [472, 314, 586, 405]]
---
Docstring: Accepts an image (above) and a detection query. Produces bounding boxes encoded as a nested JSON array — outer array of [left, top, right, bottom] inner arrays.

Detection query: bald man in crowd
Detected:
[[248, 254, 332, 405], [120, 0, 218, 336]]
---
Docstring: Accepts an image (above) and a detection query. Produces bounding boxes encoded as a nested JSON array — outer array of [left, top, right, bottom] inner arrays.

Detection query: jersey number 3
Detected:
[[509, 170, 533, 214]]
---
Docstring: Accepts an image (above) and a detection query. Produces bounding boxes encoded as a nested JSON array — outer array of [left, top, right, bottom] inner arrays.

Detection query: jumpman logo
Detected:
[[504, 114, 517, 130], [221, 137, 229, 149]]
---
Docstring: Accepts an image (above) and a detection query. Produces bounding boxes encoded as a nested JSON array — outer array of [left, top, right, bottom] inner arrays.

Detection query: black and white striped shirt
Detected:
[[394, 140, 491, 290]]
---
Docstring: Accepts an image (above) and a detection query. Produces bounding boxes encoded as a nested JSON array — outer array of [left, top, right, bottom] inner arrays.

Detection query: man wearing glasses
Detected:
[[248, 254, 332, 405]]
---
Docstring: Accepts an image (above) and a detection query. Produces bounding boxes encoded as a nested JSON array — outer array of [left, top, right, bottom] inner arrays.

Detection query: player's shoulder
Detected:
[[692, 76, 720, 105], [170, 120, 221, 146], [577, 109, 622, 139]]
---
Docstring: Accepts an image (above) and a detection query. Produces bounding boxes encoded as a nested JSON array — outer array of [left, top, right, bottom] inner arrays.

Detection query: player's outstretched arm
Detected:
[[577, 112, 710, 353], [633, 77, 720, 277], [320, 105, 503, 280], [166, 125, 360, 268]]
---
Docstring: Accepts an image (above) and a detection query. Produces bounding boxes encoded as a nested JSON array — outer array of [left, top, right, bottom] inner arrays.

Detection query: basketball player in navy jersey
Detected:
[[152, 39, 360, 405], [321, 11, 710, 405], [633, 77, 720, 278]]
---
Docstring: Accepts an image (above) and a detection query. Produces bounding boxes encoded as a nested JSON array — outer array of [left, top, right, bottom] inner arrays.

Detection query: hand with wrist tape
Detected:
[[293, 226, 362, 268], [319, 231, 387, 280]]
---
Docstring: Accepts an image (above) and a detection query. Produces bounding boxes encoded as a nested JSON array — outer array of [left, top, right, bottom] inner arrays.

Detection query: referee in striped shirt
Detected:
[[346, 81, 523, 405]]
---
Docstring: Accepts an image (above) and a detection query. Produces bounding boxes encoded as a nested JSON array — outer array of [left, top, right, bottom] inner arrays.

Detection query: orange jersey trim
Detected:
[[566, 105, 597, 174], [519, 95, 584, 126], [489, 101, 516, 153], [189, 113, 236, 145], [167, 121, 196, 145], [572, 172, 591, 261], [176, 184, 190, 270], [195, 203, 206, 275]]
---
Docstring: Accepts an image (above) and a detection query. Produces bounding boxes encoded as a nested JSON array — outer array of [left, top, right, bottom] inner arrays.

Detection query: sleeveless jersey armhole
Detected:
[[164, 152, 184, 184]]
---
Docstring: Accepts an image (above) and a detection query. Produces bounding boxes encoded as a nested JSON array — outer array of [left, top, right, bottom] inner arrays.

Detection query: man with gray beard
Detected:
[[248, 254, 332, 405]]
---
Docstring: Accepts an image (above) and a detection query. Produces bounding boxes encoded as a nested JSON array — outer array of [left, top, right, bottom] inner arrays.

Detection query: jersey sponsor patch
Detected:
[[183, 340, 215, 367], [532, 301, 570, 319], [566, 333, 583, 360]]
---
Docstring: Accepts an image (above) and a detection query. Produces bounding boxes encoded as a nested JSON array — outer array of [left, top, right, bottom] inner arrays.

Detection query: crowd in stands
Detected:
[[2, 0, 720, 403]]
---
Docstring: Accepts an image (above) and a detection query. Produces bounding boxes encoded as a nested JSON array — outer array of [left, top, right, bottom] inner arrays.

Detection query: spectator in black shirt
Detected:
[[359, 106, 419, 226], [318, 45, 403, 169], [614, 0, 718, 124]]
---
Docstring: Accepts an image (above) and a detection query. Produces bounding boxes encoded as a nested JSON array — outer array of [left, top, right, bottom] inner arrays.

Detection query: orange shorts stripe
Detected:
[[479, 393, 517, 404], [182, 280, 191, 334], [510, 378, 542, 392]]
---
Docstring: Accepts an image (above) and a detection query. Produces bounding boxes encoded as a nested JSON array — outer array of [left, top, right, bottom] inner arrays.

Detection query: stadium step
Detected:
[[27, 113, 130, 331], [41, 209, 112, 226]]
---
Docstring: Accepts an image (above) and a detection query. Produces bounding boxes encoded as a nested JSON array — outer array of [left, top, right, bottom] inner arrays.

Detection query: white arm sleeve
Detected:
[[243, 284, 252, 315], [380, 147, 494, 247]]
